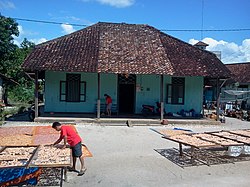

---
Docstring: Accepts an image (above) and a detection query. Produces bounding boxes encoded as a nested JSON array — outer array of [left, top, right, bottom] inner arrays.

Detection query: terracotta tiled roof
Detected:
[[22, 22, 231, 78], [194, 41, 209, 46], [226, 62, 250, 83]]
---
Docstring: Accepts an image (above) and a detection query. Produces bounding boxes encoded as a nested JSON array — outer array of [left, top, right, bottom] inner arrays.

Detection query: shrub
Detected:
[[8, 84, 34, 104]]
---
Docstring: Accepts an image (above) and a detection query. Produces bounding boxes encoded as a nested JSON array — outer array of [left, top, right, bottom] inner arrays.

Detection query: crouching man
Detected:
[[52, 122, 87, 176]]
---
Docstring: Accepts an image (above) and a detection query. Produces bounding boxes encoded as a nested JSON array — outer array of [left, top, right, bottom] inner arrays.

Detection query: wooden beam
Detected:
[[160, 75, 164, 121], [216, 78, 220, 121], [97, 73, 101, 119], [35, 71, 39, 118]]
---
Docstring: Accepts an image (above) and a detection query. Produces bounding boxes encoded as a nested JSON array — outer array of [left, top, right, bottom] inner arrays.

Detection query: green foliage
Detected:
[[0, 14, 36, 105], [8, 84, 35, 103], [0, 14, 19, 75]]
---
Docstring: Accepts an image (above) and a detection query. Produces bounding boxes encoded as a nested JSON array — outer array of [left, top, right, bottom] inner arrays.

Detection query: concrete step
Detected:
[[35, 117, 221, 126]]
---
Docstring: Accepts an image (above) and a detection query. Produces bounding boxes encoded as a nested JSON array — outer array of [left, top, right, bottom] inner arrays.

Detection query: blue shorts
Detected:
[[71, 142, 82, 157]]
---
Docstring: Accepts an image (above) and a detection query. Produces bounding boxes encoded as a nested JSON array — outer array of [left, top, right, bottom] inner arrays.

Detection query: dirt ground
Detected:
[[3, 117, 250, 187]]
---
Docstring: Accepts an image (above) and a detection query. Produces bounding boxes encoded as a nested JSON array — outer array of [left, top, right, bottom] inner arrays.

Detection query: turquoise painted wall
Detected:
[[44, 71, 117, 113], [45, 71, 203, 114], [135, 74, 161, 113], [164, 76, 204, 114], [99, 73, 117, 105]]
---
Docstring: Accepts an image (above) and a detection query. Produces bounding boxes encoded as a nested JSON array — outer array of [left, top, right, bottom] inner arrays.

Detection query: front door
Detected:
[[118, 74, 136, 114]]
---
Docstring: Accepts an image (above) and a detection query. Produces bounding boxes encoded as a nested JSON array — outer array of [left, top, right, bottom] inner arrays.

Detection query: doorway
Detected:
[[118, 74, 136, 114]]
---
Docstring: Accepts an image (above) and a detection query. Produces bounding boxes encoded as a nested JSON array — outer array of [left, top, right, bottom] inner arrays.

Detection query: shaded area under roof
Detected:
[[22, 22, 231, 78]]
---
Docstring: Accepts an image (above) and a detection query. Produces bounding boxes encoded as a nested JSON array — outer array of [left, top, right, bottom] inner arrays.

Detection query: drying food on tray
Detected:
[[229, 130, 250, 137], [0, 126, 34, 137], [159, 129, 191, 137], [0, 135, 33, 146], [193, 133, 242, 146], [34, 126, 60, 135], [0, 147, 36, 168], [212, 132, 250, 144], [32, 134, 59, 145], [82, 145, 92, 157], [168, 134, 217, 147], [31, 145, 71, 166]]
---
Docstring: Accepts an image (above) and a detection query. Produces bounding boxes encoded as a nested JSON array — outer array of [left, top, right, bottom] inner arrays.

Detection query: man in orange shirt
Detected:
[[104, 94, 112, 116], [52, 122, 86, 176]]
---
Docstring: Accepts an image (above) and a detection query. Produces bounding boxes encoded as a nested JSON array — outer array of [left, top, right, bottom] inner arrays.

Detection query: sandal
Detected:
[[78, 168, 87, 176], [67, 167, 78, 172]]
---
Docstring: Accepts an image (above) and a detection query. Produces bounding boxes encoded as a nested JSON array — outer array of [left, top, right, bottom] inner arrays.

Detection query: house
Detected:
[[193, 41, 209, 50], [22, 22, 231, 119], [220, 62, 250, 109]]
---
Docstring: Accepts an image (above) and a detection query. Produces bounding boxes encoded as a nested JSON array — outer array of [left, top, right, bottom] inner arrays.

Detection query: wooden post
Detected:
[[35, 71, 39, 118], [216, 78, 220, 121], [97, 73, 101, 119], [179, 143, 183, 156], [160, 75, 164, 121]]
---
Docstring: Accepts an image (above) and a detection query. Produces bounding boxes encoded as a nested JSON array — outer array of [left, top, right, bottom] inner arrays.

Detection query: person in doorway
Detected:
[[104, 94, 112, 116], [52, 122, 87, 176]]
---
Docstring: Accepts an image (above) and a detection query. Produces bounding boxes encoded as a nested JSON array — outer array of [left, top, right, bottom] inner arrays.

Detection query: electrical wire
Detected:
[[13, 17, 250, 32], [13, 17, 88, 27]]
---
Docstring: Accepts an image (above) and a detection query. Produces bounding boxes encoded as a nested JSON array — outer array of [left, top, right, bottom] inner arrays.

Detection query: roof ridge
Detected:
[[97, 21, 149, 27], [226, 62, 250, 65]]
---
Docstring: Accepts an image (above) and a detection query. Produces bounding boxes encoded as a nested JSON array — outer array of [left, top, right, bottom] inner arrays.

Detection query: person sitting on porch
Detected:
[[52, 122, 87, 176], [104, 94, 112, 116]]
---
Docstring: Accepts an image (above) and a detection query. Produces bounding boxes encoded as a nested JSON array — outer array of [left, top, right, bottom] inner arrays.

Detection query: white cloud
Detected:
[[30, 38, 47, 44], [189, 38, 250, 64], [61, 23, 76, 34], [13, 24, 47, 45], [14, 37, 47, 45], [13, 25, 23, 46], [0, 0, 15, 9], [97, 0, 134, 7], [13, 39, 20, 46], [17, 25, 24, 35], [81, 0, 134, 8]]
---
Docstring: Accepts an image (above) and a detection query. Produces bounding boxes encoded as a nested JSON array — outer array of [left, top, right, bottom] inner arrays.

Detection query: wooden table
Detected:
[[152, 128, 250, 166]]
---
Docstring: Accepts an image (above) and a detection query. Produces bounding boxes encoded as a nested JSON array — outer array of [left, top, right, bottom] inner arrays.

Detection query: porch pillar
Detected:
[[160, 74, 164, 121], [35, 70, 39, 118], [216, 78, 220, 121], [97, 73, 101, 119]]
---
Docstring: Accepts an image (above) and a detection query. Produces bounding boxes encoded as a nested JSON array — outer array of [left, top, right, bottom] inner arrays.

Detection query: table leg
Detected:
[[190, 146, 195, 163], [64, 167, 67, 182], [179, 143, 183, 156], [60, 168, 63, 187]]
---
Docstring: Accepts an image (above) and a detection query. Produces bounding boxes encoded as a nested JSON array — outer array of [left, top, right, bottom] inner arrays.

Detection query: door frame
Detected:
[[117, 74, 136, 114]]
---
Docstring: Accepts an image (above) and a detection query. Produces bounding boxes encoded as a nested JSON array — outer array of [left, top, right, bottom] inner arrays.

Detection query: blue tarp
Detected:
[[0, 167, 40, 186]]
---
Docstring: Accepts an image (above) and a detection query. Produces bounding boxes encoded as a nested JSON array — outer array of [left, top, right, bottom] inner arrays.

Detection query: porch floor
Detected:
[[35, 113, 221, 126]]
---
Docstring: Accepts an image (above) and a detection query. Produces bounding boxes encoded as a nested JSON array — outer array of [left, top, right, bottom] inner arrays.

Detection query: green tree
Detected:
[[0, 14, 35, 104], [0, 14, 19, 75], [7, 38, 35, 103]]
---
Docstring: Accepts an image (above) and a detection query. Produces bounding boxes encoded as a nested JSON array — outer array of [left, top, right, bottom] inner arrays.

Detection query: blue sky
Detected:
[[0, 0, 249, 63]]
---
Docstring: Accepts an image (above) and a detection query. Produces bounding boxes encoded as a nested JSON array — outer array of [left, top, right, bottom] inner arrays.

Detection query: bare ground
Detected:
[[3, 117, 250, 187]]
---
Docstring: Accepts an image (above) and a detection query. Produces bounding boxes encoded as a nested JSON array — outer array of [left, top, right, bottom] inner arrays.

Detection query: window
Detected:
[[167, 77, 185, 104], [60, 74, 86, 102], [238, 85, 248, 89]]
